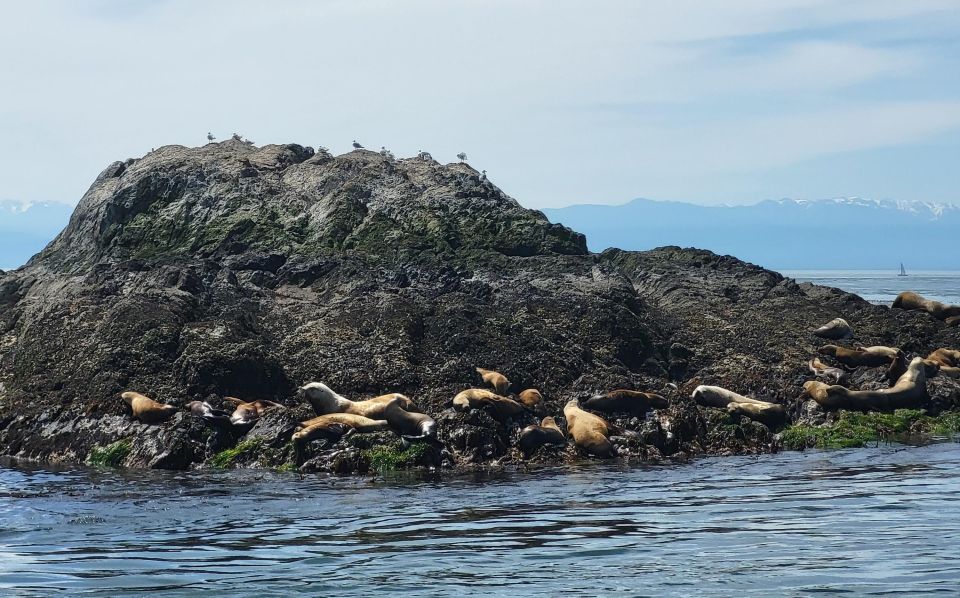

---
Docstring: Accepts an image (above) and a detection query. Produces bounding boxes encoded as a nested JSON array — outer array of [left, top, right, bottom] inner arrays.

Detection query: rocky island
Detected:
[[1, 140, 958, 474]]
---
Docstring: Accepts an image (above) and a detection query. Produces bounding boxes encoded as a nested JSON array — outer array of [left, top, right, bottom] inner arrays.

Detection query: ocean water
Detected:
[[781, 270, 960, 305], [2, 443, 960, 595]]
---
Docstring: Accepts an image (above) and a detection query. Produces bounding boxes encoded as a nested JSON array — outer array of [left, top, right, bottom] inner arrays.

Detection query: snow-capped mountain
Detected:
[[0, 200, 73, 270], [543, 197, 960, 269]]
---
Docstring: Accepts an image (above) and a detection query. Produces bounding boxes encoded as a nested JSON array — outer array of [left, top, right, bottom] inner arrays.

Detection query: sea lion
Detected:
[[927, 348, 960, 368], [224, 397, 284, 426], [892, 291, 960, 321], [856, 345, 903, 360], [298, 413, 391, 433], [185, 400, 231, 425], [476, 368, 510, 394], [582, 389, 668, 416], [563, 399, 616, 458], [926, 348, 960, 378], [726, 402, 785, 425], [291, 420, 353, 445], [452, 388, 526, 419], [812, 317, 853, 340], [887, 353, 941, 384], [517, 416, 567, 456], [818, 345, 893, 368], [803, 356, 929, 411], [946, 316, 960, 327], [517, 388, 545, 413], [690, 385, 785, 427], [121, 391, 177, 424], [382, 397, 437, 441], [298, 382, 417, 419], [808, 357, 849, 385]]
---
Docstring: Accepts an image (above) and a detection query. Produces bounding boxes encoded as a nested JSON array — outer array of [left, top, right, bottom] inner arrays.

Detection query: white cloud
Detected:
[[0, 0, 957, 207]]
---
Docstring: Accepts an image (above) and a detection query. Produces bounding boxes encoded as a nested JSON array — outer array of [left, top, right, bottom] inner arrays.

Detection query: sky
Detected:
[[0, 0, 958, 209]]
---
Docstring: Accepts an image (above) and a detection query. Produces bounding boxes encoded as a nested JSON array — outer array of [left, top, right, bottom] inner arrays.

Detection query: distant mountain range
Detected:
[[543, 197, 960, 270], [0, 201, 73, 270]]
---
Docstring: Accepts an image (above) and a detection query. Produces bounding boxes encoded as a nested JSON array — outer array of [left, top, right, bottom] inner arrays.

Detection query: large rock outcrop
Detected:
[[0, 140, 957, 470]]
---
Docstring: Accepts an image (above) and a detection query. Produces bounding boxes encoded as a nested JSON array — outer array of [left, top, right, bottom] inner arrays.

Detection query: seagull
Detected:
[[352, 140, 364, 150], [207, 132, 215, 142]]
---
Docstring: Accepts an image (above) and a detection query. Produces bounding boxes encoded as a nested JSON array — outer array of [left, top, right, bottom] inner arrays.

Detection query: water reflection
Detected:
[[2, 444, 959, 595]]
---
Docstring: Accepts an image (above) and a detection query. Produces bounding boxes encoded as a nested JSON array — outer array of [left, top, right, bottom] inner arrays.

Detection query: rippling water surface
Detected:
[[782, 270, 960, 305], [2, 444, 960, 595]]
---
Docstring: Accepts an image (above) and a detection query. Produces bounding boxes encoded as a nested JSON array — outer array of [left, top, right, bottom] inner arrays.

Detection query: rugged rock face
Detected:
[[0, 140, 958, 472]]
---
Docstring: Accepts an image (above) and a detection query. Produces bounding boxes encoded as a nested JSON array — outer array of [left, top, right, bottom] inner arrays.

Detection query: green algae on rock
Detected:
[[780, 409, 960, 450], [87, 439, 132, 467]]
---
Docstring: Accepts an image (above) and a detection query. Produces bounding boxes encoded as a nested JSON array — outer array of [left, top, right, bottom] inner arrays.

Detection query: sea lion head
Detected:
[[817, 345, 839, 356]]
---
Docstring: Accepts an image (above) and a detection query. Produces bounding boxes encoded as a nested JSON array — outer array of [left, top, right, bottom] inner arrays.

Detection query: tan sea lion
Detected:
[[690, 385, 785, 427], [892, 291, 960, 321], [563, 399, 617, 458], [803, 356, 929, 411], [185, 400, 231, 425], [291, 420, 353, 445], [382, 397, 437, 441], [452, 388, 526, 419], [223, 397, 284, 426], [926, 348, 960, 378], [808, 358, 849, 385], [818, 345, 893, 368], [298, 382, 417, 419], [121, 391, 177, 424], [298, 413, 391, 433], [476, 368, 510, 394], [517, 388, 545, 413], [856, 345, 903, 360], [582, 389, 668, 416], [812, 317, 853, 340], [927, 348, 960, 368], [517, 416, 567, 456]]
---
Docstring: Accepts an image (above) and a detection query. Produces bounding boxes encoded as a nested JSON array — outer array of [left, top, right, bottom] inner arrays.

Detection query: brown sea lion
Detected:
[[298, 382, 417, 419], [563, 399, 616, 458], [298, 413, 391, 433], [803, 356, 929, 411], [121, 391, 177, 424], [382, 397, 437, 441], [808, 358, 849, 385], [892, 291, 960, 321], [517, 388, 545, 413], [517, 416, 567, 456], [185, 400, 231, 425], [818, 345, 893, 368], [690, 385, 785, 427], [946, 315, 960, 327], [224, 397, 284, 426], [582, 389, 668, 416], [476, 368, 510, 394], [452, 388, 526, 419], [812, 317, 853, 340]]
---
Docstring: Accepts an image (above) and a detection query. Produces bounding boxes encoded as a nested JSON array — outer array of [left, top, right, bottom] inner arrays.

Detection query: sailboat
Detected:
[[898, 263, 908, 277]]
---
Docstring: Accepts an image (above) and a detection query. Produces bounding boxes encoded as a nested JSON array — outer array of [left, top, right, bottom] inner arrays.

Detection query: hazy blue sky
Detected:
[[1, 0, 958, 209]]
